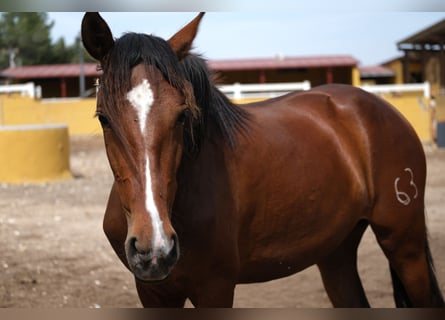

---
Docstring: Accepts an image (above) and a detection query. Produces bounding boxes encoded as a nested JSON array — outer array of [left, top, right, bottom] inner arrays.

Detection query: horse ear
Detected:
[[168, 12, 205, 61], [81, 12, 114, 61]]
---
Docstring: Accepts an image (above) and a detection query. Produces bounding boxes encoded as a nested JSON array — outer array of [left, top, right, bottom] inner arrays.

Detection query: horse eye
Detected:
[[97, 113, 111, 128], [176, 109, 191, 126]]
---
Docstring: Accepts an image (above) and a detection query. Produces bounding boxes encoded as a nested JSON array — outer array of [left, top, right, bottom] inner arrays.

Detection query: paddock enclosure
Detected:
[[0, 135, 443, 307], [0, 81, 438, 142], [0, 69, 443, 307]]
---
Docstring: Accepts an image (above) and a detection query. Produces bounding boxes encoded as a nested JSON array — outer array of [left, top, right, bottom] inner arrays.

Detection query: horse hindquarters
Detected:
[[339, 85, 445, 307], [368, 137, 444, 307]]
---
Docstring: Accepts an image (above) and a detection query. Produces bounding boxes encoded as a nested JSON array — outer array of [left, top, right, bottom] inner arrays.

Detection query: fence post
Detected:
[[25, 82, 35, 98], [0, 99, 3, 126], [233, 82, 242, 100], [302, 80, 311, 91], [424, 81, 431, 99]]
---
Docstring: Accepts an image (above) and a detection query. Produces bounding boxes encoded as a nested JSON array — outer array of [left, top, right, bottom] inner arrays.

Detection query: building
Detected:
[[395, 18, 445, 95], [0, 55, 360, 98], [0, 63, 101, 98], [208, 55, 360, 87], [359, 65, 396, 85]]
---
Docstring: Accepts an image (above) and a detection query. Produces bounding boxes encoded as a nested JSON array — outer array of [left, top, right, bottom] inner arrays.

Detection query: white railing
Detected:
[[0, 82, 41, 99], [361, 81, 430, 99], [218, 81, 311, 99], [0, 81, 430, 101]]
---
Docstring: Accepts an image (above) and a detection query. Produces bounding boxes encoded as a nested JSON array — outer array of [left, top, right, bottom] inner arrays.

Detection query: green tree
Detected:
[[0, 12, 94, 69], [50, 37, 77, 64], [0, 13, 54, 68]]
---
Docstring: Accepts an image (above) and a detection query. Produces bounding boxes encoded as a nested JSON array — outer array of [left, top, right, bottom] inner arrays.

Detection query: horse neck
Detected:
[[179, 129, 229, 183], [170, 141, 232, 243]]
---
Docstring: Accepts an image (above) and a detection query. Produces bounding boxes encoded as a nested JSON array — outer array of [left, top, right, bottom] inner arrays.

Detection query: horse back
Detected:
[[307, 84, 427, 198], [247, 83, 426, 188]]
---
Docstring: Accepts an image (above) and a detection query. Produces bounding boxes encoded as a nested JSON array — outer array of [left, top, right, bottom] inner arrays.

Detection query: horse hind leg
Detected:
[[370, 205, 445, 307], [380, 236, 444, 307], [424, 241, 445, 307], [387, 239, 444, 307], [317, 220, 371, 307]]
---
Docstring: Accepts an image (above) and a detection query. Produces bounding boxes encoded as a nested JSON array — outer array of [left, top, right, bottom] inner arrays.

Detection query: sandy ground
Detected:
[[0, 136, 444, 308]]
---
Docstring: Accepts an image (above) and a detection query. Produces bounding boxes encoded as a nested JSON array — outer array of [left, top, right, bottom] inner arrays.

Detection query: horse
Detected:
[[81, 12, 444, 307]]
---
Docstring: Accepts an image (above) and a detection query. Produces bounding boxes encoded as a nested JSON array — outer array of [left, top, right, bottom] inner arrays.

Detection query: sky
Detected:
[[47, 11, 445, 67]]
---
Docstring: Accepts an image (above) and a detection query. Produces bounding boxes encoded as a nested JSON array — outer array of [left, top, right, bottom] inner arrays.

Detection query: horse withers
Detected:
[[81, 12, 444, 307]]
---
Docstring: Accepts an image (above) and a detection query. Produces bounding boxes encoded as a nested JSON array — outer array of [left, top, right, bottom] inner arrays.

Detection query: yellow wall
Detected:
[[351, 67, 361, 87], [0, 96, 101, 136], [383, 95, 432, 142], [435, 96, 445, 122], [0, 124, 71, 183], [0, 92, 433, 143], [383, 60, 404, 84]]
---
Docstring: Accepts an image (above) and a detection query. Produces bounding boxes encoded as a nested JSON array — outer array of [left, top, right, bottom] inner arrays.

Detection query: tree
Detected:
[[0, 12, 94, 69], [50, 37, 77, 64], [0, 13, 54, 68]]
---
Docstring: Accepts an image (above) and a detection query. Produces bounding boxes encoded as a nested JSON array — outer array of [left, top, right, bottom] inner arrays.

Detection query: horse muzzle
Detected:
[[126, 234, 179, 281]]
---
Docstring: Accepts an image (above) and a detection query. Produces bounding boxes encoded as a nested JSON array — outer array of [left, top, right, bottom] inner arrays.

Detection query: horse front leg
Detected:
[[188, 278, 236, 307], [135, 279, 187, 307]]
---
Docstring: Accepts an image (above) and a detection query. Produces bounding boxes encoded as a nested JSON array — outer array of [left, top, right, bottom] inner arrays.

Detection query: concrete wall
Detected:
[[0, 124, 71, 183], [382, 94, 433, 143], [0, 96, 98, 183], [0, 91, 434, 143], [0, 96, 101, 136]]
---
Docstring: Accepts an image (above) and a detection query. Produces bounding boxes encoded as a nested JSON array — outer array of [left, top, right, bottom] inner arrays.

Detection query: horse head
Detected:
[[81, 12, 204, 281]]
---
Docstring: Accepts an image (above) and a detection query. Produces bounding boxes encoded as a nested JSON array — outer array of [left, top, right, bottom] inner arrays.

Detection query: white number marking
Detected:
[[394, 168, 418, 206]]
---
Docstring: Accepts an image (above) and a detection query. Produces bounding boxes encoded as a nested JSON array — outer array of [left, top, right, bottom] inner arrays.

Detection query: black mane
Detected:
[[99, 32, 250, 153], [179, 53, 251, 152]]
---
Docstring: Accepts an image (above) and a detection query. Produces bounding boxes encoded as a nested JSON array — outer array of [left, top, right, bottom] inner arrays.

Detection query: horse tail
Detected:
[[389, 239, 444, 307], [390, 265, 412, 307], [424, 239, 445, 307]]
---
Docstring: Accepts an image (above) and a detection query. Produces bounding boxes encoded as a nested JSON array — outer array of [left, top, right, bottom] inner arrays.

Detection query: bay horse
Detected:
[[81, 12, 444, 307]]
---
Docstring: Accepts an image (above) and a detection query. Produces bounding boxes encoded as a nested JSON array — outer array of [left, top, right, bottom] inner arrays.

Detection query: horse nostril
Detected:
[[129, 237, 150, 255], [128, 237, 137, 250], [126, 234, 179, 281], [168, 234, 179, 260]]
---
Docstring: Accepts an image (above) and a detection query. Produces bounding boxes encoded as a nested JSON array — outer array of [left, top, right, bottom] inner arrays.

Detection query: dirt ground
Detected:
[[0, 135, 444, 308]]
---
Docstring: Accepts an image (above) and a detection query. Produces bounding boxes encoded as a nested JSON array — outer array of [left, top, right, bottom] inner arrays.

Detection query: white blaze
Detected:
[[126, 79, 153, 133], [126, 79, 169, 251]]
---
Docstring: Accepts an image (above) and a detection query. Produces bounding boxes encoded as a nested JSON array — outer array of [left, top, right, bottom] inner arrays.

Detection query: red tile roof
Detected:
[[1, 63, 101, 79], [0, 55, 358, 80], [359, 65, 395, 78], [208, 55, 359, 71]]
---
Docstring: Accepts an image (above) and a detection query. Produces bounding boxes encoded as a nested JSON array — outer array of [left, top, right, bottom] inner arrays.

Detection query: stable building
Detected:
[[0, 63, 101, 98], [395, 18, 445, 95], [208, 55, 360, 87], [1, 55, 359, 98], [359, 65, 396, 85]]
